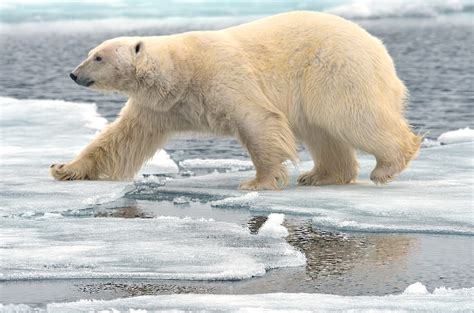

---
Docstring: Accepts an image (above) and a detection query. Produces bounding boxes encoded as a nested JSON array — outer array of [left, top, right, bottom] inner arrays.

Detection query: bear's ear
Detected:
[[134, 41, 143, 55]]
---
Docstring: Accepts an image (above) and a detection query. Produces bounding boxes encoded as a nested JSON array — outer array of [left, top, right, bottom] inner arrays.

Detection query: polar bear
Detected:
[[50, 11, 421, 190]]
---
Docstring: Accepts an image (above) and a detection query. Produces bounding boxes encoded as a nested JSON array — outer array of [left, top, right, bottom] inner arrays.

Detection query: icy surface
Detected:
[[210, 192, 259, 208], [180, 158, 254, 171], [0, 216, 305, 281], [2, 283, 472, 313], [162, 142, 474, 235], [258, 213, 289, 238], [438, 127, 474, 145], [0, 97, 130, 216], [325, 0, 469, 19], [0, 97, 176, 216]]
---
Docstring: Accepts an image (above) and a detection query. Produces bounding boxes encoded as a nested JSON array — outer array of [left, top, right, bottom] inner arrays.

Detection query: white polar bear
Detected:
[[51, 11, 421, 190]]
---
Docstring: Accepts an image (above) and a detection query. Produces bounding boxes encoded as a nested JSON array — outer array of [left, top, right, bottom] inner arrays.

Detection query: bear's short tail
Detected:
[[402, 130, 422, 167]]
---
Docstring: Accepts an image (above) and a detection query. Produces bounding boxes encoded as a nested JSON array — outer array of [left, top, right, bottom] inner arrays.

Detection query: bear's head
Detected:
[[70, 37, 145, 93]]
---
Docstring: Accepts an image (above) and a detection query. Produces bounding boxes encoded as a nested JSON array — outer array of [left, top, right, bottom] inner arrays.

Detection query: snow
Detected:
[[404, 282, 429, 295], [437, 127, 474, 145], [0, 216, 305, 281], [2, 283, 472, 313], [159, 142, 474, 235], [258, 213, 288, 238]]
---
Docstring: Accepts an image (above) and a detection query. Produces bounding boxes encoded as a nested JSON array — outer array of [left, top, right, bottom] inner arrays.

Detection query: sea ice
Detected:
[[0, 215, 305, 281], [160, 142, 474, 235], [0, 97, 176, 216], [2, 283, 472, 313], [179, 158, 254, 172], [210, 192, 259, 208]]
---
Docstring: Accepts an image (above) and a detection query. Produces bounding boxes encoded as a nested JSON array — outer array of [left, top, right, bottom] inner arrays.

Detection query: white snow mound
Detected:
[[437, 127, 474, 145], [258, 213, 289, 238]]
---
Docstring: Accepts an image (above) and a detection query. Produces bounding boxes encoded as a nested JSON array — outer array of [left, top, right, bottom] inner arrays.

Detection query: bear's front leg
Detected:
[[236, 107, 298, 191], [50, 102, 168, 181]]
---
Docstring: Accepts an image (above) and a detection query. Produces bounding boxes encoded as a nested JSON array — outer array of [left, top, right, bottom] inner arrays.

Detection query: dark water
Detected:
[[0, 16, 473, 162]]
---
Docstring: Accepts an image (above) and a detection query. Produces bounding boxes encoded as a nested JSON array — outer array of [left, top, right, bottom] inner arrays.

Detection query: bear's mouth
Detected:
[[76, 79, 94, 87]]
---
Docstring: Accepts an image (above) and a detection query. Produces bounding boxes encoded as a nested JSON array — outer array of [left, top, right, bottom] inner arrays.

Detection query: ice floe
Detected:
[[0, 97, 176, 216], [1, 282, 472, 313], [0, 215, 305, 281], [160, 142, 474, 235], [437, 127, 474, 145], [0, 97, 130, 216]]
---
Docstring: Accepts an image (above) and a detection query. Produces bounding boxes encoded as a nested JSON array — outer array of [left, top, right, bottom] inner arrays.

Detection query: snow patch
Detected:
[[403, 282, 429, 295], [437, 127, 474, 145], [258, 213, 289, 238]]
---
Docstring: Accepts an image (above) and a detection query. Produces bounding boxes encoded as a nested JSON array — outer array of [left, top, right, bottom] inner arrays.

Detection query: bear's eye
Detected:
[[95, 56, 102, 62]]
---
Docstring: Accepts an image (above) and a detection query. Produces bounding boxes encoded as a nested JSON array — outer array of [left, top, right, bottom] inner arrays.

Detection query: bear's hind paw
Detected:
[[297, 170, 355, 186], [239, 178, 280, 191]]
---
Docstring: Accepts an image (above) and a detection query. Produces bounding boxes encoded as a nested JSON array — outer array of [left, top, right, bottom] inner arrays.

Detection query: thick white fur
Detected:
[[50, 11, 421, 190]]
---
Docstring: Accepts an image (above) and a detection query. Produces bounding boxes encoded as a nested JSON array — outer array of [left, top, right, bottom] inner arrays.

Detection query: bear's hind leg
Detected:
[[368, 128, 421, 184], [342, 118, 421, 185], [298, 128, 359, 186]]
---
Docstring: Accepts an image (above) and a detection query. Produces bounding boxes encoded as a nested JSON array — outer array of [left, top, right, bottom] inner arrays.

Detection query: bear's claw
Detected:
[[50, 163, 88, 181]]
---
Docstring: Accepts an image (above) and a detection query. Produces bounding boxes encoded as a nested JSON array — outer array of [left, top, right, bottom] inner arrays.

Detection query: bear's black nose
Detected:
[[69, 73, 77, 81]]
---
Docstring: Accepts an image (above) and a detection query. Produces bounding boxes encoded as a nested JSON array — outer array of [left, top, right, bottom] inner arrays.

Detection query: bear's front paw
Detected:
[[49, 163, 92, 181]]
